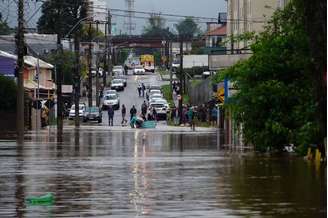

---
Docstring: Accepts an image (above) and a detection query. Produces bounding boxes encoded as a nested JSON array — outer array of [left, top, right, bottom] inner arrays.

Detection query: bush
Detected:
[[0, 75, 17, 112]]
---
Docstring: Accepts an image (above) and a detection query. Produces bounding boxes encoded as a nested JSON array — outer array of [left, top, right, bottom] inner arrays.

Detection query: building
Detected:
[[0, 50, 55, 129], [203, 23, 227, 55], [226, 0, 286, 53], [0, 34, 58, 56], [86, 0, 108, 33]]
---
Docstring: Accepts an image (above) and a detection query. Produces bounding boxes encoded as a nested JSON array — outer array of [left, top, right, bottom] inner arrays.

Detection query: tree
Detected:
[[0, 12, 12, 35], [294, 0, 326, 155], [0, 75, 17, 112], [143, 14, 174, 39], [37, 0, 88, 39], [175, 17, 200, 39], [213, 3, 318, 151], [45, 51, 75, 85], [80, 24, 104, 42]]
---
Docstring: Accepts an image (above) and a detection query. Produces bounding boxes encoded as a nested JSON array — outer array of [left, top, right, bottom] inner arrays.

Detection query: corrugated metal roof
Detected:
[[0, 50, 54, 69]]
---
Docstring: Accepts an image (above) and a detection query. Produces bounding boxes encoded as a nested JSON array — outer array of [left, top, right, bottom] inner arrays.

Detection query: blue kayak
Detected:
[[141, 121, 157, 128]]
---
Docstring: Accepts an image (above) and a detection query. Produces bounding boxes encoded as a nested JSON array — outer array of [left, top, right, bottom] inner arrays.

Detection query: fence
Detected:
[[187, 77, 213, 106]]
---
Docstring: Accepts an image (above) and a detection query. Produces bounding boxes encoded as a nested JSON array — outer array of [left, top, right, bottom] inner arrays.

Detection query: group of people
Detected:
[[106, 102, 158, 127], [137, 83, 146, 97], [170, 104, 218, 128]]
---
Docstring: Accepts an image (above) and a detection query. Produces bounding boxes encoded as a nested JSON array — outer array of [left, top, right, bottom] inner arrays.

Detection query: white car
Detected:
[[69, 104, 87, 121], [149, 93, 163, 101], [113, 65, 124, 76], [111, 79, 125, 91], [104, 89, 117, 96], [149, 102, 168, 120], [133, 66, 146, 75], [103, 94, 120, 110], [91, 69, 103, 77], [154, 99, 169, 109]]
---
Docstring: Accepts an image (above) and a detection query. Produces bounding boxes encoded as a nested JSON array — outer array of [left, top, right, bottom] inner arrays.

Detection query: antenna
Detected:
[[124, 0, 136, 35]]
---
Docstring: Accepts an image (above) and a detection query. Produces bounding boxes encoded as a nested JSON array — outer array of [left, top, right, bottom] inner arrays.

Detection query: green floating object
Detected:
[[142, 121, 157, 128], [26, 193, 54, 205]]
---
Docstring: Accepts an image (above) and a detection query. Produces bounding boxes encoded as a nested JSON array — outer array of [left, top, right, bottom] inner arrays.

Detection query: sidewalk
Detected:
[[61, 124, 217, 133]]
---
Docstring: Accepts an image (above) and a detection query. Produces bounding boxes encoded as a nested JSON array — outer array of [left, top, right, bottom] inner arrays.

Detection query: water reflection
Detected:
[[0, 129, 325, 217]]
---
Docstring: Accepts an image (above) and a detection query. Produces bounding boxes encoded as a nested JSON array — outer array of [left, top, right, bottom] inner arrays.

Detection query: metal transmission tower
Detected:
[[124, 0, 136, 35]]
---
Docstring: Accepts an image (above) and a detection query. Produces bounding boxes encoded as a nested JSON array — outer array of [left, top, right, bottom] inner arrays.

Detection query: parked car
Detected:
[[114, 76, 127, 87], [69, 103, 87, 121], [85, 107, 102, 123], [111, 79, 125, 91], [149, 93, 164, 101], [102, 93, 120, 110], [154, 99, 170, 109], [147, 89, 162, 100], [91, 69, 103, 77], [104, 89, 118, 96], [148, 85, 161, 92], [149, 102, 168, 120], [133, 66, 145, 75], [113, 65, 124, 75]]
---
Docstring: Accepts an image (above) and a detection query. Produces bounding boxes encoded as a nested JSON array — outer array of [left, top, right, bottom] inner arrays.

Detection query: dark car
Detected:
[[85, 107, 102, 123]]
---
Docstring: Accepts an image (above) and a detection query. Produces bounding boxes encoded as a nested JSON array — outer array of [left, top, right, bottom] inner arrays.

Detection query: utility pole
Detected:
[[74, 31, 81, 127], [95, 21, 100, 107], [103, 19, 108, 87], [169, 40, 173, 94], [179, 36, 184, 94], [16, 0, 25, 143], [107, 10, 113, 84], [88, 22, 93, 107], [56, 35, 63, 136]]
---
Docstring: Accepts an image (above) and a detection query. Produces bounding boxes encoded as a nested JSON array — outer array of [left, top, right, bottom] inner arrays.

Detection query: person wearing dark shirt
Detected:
[[130, 105, 137, 121], [108, 105, 114, 126]]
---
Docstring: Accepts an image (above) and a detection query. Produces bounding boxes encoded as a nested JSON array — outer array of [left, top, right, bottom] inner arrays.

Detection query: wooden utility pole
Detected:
[[95, 21, 100, 107], [103, 20, 108, 87], [56, 35, 63, 136], [74, 31, 81, 127], [88, 22, 93, 107], [169, 41, 173, 94], [179, 36, 184, 94], [16, 0, 25, 143], [107, 10, 113, 84]]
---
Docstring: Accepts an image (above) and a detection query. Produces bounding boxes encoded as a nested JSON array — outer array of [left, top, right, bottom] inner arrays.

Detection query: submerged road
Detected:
[[0, 128, 325, 217]]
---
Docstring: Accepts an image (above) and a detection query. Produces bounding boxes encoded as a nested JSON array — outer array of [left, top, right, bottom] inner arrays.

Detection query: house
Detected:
[[0, 50, 55, 99], [203, 24, 227, 55], [0, 50, 55, 129]]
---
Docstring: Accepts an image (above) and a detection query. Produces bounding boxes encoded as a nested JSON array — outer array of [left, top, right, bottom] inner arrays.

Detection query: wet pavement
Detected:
[[78, 71, 167, 127], [0, 128, 326, 218]]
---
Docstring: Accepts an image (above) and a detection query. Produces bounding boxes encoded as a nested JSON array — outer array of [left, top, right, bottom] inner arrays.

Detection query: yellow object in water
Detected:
[[315, 149, 321, 164]]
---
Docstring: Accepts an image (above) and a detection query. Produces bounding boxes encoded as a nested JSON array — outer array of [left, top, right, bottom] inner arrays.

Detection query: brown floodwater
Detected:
[[0, 128, 326, 217]]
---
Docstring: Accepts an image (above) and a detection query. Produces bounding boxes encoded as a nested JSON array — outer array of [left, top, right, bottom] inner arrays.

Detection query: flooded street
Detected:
[[0, 128, 326, 218]]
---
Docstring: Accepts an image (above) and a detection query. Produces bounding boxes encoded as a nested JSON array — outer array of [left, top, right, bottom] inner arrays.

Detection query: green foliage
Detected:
[[45, 51, 75, 85], [213, 3, 318, 151], [37, 0, 87, 38], [81, 24, 104, 41], [0, 75, 17, 112], [143, 15, 174, 39], [116, 49, 129, 65], [191, 41, 205, 54], [153, 51, 161, 66], [0, 12, 12, 34], [175, 17, 200, 39]]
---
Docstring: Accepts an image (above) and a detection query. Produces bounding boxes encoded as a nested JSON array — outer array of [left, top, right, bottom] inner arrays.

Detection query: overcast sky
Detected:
[[109, 0, 227, 34], [1, 0, 227, 34]]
